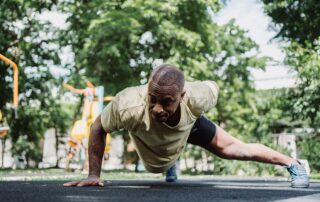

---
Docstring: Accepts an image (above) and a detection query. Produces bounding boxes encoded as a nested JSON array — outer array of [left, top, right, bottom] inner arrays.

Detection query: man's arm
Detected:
[[63, 115, 108, 187], [88, 115, 107, 177]]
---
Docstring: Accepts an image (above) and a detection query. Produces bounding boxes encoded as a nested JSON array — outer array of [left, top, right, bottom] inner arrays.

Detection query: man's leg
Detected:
[[165, 162, 178, 182], [204, 125, 297, 166], [187, 116, 309, 188]]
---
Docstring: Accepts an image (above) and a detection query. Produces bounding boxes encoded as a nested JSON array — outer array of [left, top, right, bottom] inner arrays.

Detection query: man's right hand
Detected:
[[63, 175, 104, 187], [64, 115, 107, 188]]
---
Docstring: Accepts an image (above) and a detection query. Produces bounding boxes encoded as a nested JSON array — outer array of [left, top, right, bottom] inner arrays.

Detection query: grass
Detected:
[[310, 173, 320, 180], [0, 168, 163, 181], [0, 168, 319, 181]]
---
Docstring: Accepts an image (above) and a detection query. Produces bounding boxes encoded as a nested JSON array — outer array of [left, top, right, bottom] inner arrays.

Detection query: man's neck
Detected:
[[165, 105, 181, 127]]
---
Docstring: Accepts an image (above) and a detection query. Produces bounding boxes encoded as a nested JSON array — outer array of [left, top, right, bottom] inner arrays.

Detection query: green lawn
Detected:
[[0, 168, 163, 181], [0, 168, 319, 181]]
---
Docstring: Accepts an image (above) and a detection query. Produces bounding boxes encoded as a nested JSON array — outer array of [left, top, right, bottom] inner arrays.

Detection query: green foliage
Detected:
[[59, 0, 266, 94], [0, 0, 70, 167], [0, 0, 58, 110], [283, 42, 320, 172], [263, 0, 320, 171], [285, 41, 320, 130], [10, 106, 46, 165], [298, 138, 320, 171], [263, 0, 320, 47]]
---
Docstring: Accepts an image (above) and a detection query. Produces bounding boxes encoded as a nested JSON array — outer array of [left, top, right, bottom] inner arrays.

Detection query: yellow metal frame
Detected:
[[63, 81, 113, 171], [0, 54, 19, 139], [0, 54, 19, 109]]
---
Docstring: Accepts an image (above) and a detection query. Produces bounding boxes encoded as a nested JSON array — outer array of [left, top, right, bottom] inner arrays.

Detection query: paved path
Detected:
[[0, 179, 319, 202]]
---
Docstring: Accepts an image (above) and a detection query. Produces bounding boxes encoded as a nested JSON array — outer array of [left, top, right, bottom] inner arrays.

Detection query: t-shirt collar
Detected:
[[143, 92, 151, 131]]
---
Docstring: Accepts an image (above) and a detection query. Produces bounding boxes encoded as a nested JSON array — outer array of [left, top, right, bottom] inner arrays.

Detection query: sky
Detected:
[[44, 0, 297, 90]]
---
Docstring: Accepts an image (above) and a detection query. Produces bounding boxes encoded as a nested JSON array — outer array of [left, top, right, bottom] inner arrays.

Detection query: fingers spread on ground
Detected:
[[98, 181, 104, 187], [63, 181, 78, 187], [76, 182, 85, 187]]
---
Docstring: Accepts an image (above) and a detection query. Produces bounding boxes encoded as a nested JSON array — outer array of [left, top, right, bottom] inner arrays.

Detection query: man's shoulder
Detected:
[[185, 81, 210, 97], [184, 81, 219, 117], [115, 84, 147, 113], [101, 85, 147, 132], [111, 85, 147, 130]]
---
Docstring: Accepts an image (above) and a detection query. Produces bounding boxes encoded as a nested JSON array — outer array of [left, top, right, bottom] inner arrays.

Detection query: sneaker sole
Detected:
[[165, 177, 177, 183], [291, 184, 310, 188]]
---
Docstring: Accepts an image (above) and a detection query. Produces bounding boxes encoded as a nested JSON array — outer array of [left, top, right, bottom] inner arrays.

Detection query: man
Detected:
[[64, 64, 309, 188]]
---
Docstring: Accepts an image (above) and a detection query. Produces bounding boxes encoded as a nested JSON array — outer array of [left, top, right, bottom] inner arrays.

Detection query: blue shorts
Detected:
[[187, 116, 216, 147]]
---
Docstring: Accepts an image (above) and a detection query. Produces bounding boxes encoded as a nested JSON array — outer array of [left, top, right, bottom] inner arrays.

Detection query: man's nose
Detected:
[[153, 103, 163, 113]]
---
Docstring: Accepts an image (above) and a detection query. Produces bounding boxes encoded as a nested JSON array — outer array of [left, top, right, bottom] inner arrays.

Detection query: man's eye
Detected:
[[162, 99, 172, 106], [150, 96, 156, 103], [163, 102, 170, 106]]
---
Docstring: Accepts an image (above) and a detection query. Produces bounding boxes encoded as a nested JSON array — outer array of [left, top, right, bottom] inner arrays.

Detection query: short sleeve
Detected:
[[186, 80, 219, 117], [202, 80, 219, 109], [100, 95, 123, 132]]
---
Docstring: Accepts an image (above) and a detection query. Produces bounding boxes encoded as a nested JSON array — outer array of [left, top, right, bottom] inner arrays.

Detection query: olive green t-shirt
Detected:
[[101, 81, 219, 173]]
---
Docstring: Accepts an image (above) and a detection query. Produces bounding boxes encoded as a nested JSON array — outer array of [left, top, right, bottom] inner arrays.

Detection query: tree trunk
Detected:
[[184, 156, 188, 171], [55, 126, 59, 168], [26, 153, 29, 168], [201, 150, 208, 171], [1, 137, 6, 167]]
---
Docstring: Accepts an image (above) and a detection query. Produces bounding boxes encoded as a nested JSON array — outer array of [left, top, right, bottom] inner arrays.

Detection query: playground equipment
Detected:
[[63, 80, 113, 171], [0, 54, 18, 137], [0, 54, 19, 166]]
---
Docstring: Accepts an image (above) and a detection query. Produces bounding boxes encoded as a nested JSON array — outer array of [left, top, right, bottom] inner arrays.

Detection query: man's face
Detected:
[[148, 82, 184, 123]]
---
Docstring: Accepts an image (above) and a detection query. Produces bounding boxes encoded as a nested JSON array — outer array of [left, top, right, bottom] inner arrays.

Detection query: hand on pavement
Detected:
[[63, 175, 104, 187]]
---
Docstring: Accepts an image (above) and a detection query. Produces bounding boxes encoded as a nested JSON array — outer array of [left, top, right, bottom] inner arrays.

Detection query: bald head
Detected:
[[149, 64, 185, 92], [148, 64, 186, 123]]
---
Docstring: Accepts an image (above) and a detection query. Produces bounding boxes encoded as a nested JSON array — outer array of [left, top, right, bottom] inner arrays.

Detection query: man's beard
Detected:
[[151, 113, 169, 122]]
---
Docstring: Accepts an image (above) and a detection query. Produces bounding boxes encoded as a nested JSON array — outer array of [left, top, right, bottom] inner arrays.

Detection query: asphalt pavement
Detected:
[[0, 178, 319, 202]]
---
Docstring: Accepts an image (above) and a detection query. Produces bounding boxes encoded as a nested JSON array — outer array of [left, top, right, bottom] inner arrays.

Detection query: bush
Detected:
[[297, 138, 320, 172]]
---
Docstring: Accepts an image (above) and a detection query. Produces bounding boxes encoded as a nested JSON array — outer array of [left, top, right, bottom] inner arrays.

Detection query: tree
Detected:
[[262, 0, 320, 172], [0, 0, 68, 167], [59, 0, 265, 93], [45, 96, 71, 168], [263, 0, 320, 47], [262, 0, 320, 133], [285, 42, 320, 130]]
